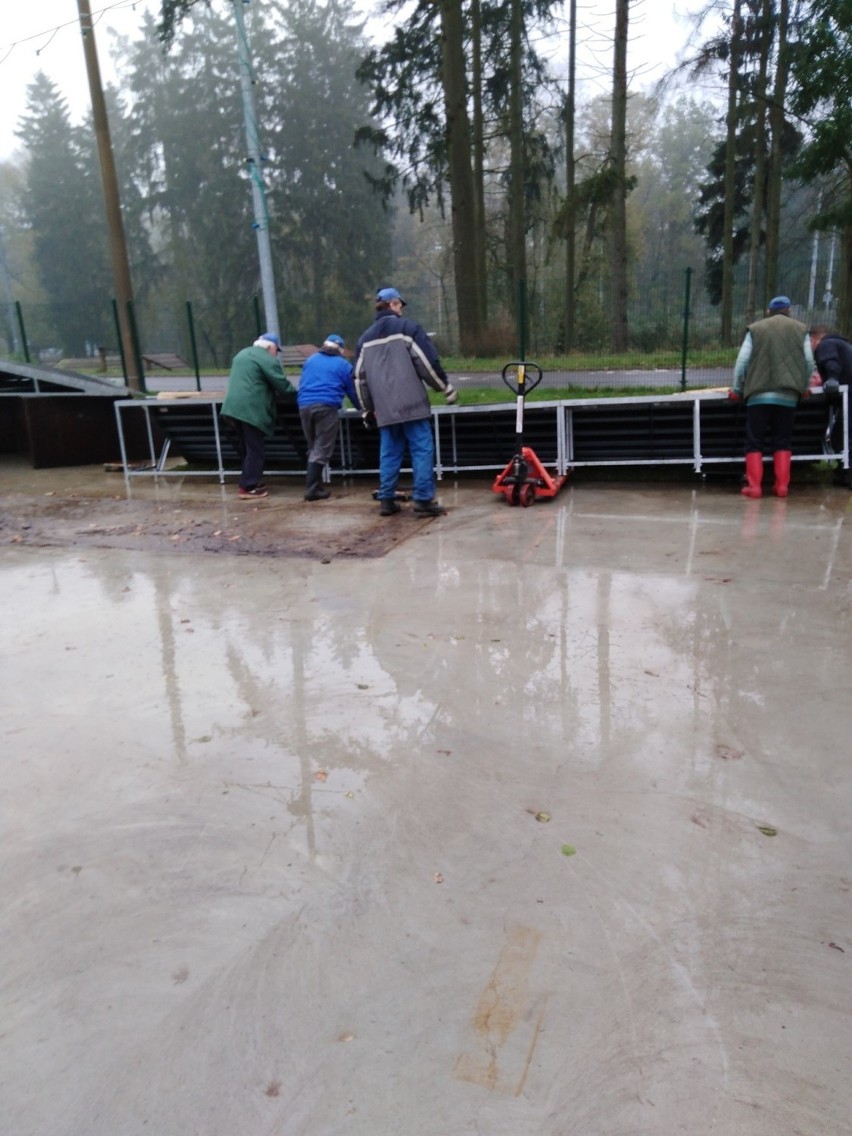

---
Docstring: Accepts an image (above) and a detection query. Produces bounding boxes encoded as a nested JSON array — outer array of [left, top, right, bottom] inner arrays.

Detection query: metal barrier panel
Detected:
[[113, 388, 848, 484]]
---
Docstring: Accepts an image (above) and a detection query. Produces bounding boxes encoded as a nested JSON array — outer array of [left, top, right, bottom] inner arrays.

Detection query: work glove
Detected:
[[444, 384, 458, 405], [727, 389, 741, 401], [361, 410, 377, 430]]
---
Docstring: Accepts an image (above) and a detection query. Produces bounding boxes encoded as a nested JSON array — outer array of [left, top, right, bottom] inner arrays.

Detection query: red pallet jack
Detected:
[[492, 360, 569, 506]]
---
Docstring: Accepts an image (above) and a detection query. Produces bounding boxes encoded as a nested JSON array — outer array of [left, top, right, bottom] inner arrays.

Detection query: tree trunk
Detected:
[[746, 0, 772, 323], [721, 0, 742, 346], [765, 0, 789, 300], [563, 0, 577, 352], [471, 0, 488, 337], [438, 0, 483, 354], [508, 0, 528, 353], [609, 0, 629, 353], [842, 174, 852, 331]]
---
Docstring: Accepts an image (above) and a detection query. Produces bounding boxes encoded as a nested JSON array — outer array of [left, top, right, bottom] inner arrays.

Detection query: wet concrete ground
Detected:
[[2, 460, 852, 1135]]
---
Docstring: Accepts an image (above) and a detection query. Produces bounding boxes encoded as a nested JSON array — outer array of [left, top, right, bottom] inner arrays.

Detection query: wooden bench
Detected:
[[280, 344, 318, 367], [142, 353, 189, 371]]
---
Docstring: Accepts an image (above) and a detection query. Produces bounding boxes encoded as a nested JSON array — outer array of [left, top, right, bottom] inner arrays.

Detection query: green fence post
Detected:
[[125, 299, 147, 394], [111, 299, 128, 383], [15, 302, 30, 363], [186, 300, 201, 391], [518, 278, 527, 360], [680, 266, 692, 392]]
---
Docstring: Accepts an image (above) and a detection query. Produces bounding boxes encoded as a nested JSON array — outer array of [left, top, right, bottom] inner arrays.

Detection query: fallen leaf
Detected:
[[828, 942, 845, 952], [757, 824, 778, 837], [264, 1081, 281, 1098], [314, 770, 328, 782], [433, 872, 444, 884], [338, 1033, 355, 1042], [716, 745, 744, 761], [560, 844, 577, 857], [534, 811, 551, 823]]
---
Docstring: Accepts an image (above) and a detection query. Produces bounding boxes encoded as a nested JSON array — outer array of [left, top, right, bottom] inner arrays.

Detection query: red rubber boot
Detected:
[[773, 450, 792, 498], [741, 451, 764, 498]]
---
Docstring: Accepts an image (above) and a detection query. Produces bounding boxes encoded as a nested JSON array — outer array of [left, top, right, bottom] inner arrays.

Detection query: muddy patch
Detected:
[[0, 490, 430, 559]]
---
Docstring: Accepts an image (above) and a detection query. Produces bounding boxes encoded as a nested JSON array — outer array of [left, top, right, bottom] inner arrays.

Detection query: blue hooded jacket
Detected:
[[297, 346, 360, 411]]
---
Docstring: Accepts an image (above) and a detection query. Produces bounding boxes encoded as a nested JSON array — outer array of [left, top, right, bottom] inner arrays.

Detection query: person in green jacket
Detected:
[[221, 333, 295, 499]]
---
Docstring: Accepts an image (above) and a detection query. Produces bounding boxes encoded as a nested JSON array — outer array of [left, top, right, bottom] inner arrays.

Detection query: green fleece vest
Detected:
[[745, 314, 810, 398]]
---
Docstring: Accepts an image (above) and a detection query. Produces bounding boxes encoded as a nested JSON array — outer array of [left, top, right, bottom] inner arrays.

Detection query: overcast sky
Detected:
[[0, 0, 713, 164]]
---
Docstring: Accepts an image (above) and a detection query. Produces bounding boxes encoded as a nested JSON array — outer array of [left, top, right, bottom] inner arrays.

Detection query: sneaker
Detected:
[[413, 499, 446, 516], [238, 485, 269, 499], [379, 499, 401, 516]]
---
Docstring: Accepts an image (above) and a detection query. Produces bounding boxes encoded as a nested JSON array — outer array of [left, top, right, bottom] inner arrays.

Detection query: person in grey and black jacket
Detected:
[[354, 287, 458, 517], [810, 325, 852, 487]]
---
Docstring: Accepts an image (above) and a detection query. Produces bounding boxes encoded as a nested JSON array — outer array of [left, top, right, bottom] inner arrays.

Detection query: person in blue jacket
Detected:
[[297, 334, 360, 501]]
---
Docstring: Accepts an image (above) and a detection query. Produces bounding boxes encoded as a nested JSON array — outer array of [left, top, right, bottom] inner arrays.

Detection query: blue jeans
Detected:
[[378, 418, 435, 502]]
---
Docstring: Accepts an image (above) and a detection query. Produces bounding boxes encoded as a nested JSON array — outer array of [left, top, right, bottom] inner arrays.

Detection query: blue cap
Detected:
[[325, 333, 345, 347], [259, 332, 281, 347], [376, 287, 407, 306], [768, 296, 791, 311]]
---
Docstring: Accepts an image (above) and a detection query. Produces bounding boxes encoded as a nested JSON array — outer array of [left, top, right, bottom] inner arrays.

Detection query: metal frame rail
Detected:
[[114, 388, 848, 493]]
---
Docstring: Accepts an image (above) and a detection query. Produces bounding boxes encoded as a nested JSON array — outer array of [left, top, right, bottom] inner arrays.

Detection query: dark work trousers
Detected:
[[299, 404, 340, 465], [231, 420, 267, 489], [745, 402, 796, 453]]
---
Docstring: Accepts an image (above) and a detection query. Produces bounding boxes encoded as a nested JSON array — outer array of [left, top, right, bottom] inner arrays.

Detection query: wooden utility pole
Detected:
[[76, 0, 141, 390]]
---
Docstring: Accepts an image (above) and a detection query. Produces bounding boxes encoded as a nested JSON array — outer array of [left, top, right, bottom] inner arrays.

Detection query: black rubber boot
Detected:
[[379, 499, 401, 516], [304, 462, 331, 501], [413, 499, 446, 516]]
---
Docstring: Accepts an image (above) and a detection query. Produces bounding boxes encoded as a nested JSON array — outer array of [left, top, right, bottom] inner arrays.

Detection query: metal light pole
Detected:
[[233, 0, 280, 340], [76, 0, 141, 390]]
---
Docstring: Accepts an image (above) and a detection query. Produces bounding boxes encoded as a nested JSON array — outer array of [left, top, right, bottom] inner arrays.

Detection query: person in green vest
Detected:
[[221, 333, 295, 499], [730, 296, 814, 499]]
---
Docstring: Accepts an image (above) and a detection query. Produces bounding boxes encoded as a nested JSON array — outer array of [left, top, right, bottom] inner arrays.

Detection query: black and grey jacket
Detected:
[[354, 313, 452, 427], [814, 334, 852, 386]]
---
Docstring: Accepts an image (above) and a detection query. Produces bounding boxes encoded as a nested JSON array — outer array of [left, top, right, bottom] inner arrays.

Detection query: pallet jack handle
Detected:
[[502, 360, 543, 397], [502, 361, 542, 446]]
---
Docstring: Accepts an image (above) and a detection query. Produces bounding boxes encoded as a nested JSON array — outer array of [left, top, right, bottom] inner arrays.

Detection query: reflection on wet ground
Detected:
[[3, 476, 852, 1135]]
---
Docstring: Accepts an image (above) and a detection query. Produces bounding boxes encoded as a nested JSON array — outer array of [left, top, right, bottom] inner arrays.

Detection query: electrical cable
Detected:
[[0, 0, 146, 66]]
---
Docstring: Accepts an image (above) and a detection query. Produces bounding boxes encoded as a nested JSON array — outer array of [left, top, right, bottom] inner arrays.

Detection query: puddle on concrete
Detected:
[[4, 478, 852, 1136]]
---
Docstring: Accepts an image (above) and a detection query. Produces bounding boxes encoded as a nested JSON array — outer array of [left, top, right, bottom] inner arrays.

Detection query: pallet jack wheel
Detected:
[[520, 483, 536, 507]]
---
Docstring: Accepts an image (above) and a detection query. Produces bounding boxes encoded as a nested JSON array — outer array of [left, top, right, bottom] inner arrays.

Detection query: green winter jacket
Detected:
[[733, 313, 811, 402], [221, 346, 295, 436]]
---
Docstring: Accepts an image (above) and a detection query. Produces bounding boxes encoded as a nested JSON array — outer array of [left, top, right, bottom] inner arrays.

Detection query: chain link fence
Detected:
[[4, 253, 840, 391]]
